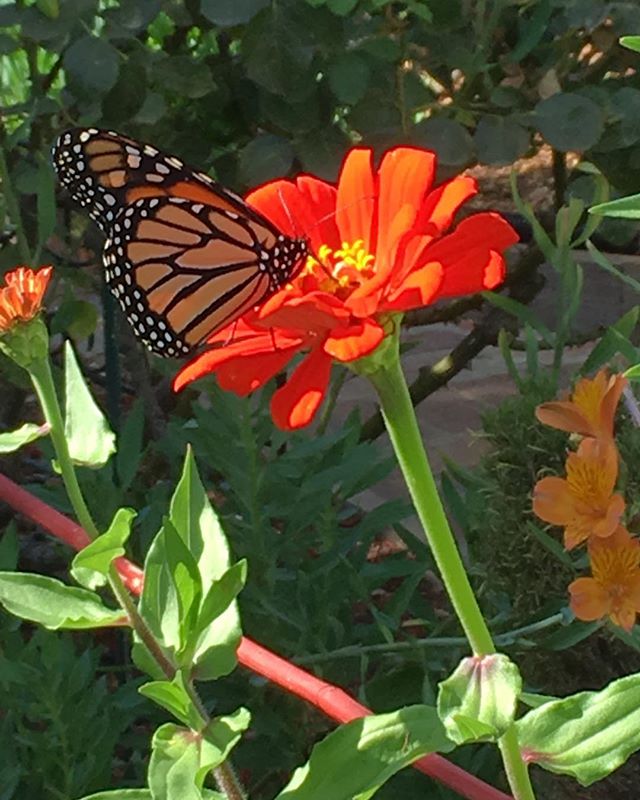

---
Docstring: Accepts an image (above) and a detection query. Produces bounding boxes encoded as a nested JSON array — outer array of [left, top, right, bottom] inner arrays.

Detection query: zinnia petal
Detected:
[[173, 328, 301, 392], [323, 317, 384, 361], [375, 147, 436, 269], [296, 175, 340, 253], [271, 347, 332, 430], [382, 261, 444, 312], [335, 147, 376, 253]]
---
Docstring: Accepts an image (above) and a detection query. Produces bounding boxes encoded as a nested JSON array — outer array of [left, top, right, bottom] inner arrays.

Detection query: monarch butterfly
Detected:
[[52, 128, 309, 357]]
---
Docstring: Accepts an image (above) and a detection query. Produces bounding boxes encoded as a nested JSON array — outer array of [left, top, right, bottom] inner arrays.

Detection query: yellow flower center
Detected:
[[305, 240, 375, 298]]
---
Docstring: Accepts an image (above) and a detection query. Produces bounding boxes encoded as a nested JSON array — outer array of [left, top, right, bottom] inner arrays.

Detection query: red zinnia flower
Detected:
[[0, 266, 52, 332], [174, 147, 518, 429]]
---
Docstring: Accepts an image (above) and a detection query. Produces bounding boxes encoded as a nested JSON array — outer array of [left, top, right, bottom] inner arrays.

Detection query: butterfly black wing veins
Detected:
[[52, 127, 308, 357]]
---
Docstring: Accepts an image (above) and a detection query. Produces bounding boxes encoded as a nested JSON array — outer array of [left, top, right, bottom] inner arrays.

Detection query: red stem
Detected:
[[0, 473, 512, 800]]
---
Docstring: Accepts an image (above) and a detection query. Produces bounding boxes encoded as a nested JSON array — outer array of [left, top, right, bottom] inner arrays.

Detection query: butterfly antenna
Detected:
[[277, 187, 302, 239]]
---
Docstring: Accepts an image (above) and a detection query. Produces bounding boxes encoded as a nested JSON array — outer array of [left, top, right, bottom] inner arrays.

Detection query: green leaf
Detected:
[[482, 291, 555, 345], [163, 518, 203, 654], [78, 792, 154, 800], [0, 422, 49, 454], [238, 134, 294, 185], [534, 93, 604, 152], [413, 117, 474, 167], [243, 5, 316, 99], [0, 572, 125, 629], [580, 306, 640, 374], [586, 241, 640, 294], [195, 560, 247, 637], [590, 192, 640, 220], [140, 669, 202, 730], [474, 116, 529, 165], [201, 707, 251, 768], [36, 0, 59, 17], [620, 36, 640, 54], [517, 673, 640, 785], [71, 507, 136, 589], [149, 714, 249, 800], [327, 0, 358, 13], [275, 706, 454, 799], [328, 53, 370, 104], [63, 35, 120, 93], [437, 654, 522, 744], [624, 363, 640, 381], [64, 341, 116, 468], [50, 299, 98, 340], [136, 448, 241, 680], [200, 0, 268, 26]]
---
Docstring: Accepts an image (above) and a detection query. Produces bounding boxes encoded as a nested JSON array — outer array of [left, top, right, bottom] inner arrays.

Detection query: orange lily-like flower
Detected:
[[535, 370, 626, 442], [174, 146, 518, 429], [532, 437, 625, 550], [569, 527, 640, 631], [0, 266, 53, 332]]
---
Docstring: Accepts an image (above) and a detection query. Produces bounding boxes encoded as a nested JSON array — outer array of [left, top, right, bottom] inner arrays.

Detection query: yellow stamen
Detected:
[[304, 240, 375, 297]]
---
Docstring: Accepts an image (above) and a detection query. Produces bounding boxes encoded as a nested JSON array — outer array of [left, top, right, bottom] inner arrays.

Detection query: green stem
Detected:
[[367, 337, 536, 800], [0, 145, 32, 265], [368, 354, 493, 655], [295, 612, 565, 664], [28, 354, 246, 800], [29, 357, 99, 539]]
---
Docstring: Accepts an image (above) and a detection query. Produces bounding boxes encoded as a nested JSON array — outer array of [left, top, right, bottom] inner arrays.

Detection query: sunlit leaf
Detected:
[[64, 342, 116, 468], [0, 572, 125, 629], [0, 422, 49, 454]]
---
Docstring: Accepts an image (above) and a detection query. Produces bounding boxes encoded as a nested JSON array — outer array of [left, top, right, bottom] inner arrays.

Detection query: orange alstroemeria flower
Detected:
[[569, 527, 640, 631], [174, 146, 518, 429], [536, 369, 627, 442], [0, 266, 53, 332], [532, 437, 625, 550]]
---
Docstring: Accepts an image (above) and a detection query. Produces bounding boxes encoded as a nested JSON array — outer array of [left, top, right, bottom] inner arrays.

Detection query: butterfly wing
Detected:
[[52, 128, 308, 356]]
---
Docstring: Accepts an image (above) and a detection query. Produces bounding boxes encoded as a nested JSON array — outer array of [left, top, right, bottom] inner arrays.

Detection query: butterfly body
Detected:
[[52, 128, 308, 356]]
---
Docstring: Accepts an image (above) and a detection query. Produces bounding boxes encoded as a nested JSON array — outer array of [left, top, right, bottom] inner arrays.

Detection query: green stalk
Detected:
[[367, 339, 536, 800], [27, 353, 246, 800], [29, 357, 98, 539]]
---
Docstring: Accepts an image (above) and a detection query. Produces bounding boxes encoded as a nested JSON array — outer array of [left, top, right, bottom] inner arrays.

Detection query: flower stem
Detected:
[[368, 344, 536, 800], [368, 354, 493, 655], [29, 357, 99, 539], [28, 355, 246, 800]]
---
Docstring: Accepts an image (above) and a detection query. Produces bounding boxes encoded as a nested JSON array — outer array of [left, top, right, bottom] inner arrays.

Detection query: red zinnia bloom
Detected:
[[174, 147, 518, 429], [0, 266, 52, 332]]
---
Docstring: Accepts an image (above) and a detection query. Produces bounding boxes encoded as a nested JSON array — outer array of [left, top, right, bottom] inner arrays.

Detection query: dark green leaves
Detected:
[[243, 5, 315, 99], [413, 118, 474, 166], [535, 93, 604, 152], [64, 36, 120, 93], [328, 53, 370, 104], [275, 706, 453, 799], [474, 116, 529, 165], [0, 572, 125, 629], [239, 134, 294, 184], [200, 0, 268, 26]]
